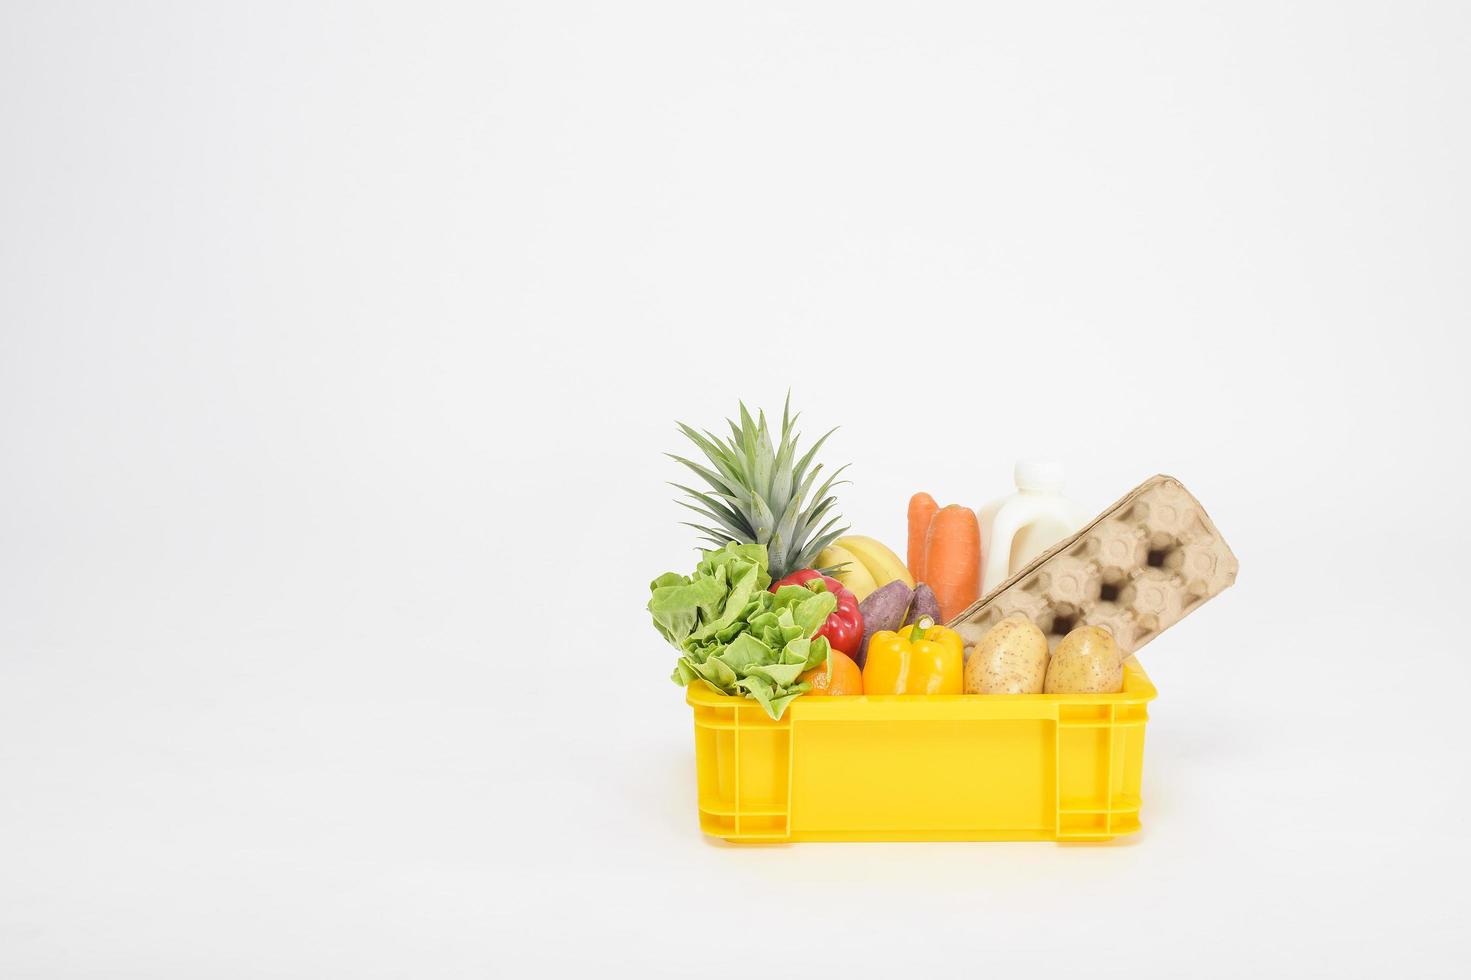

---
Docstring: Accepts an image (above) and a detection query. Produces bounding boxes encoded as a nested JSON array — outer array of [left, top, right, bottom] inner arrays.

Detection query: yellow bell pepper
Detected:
[[861, 617, 964, 694]]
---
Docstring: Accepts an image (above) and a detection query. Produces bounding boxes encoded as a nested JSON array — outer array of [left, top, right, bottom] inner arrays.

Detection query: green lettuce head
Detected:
[[650, 543, 833, 719]]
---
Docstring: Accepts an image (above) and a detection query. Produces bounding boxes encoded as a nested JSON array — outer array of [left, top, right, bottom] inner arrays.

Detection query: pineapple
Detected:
[[669, 396, 849, 581]]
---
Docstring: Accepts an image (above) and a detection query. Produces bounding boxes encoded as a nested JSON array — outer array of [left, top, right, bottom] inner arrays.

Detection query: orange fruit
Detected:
[[801, 650, 863, 696]]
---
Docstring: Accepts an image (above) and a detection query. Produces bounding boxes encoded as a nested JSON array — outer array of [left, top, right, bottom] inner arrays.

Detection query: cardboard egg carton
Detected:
[[949, 475, 1238, 656]]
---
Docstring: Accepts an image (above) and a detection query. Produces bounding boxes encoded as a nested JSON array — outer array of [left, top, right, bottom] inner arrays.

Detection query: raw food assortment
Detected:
[[649, 398, 1241, 843], [648, 399, 1239, 719]]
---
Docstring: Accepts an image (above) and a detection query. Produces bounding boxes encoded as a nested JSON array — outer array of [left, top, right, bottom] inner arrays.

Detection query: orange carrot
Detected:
[[924, 504, 980, 622], [907, 492, 938, 583]]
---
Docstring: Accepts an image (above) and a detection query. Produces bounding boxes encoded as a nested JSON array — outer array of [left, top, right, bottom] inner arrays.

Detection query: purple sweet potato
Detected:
[[855, 580, 914, 669], [904, 583, 942, 628]]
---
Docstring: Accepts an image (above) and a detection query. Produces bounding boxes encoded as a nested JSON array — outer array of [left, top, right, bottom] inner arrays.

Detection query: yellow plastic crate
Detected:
[[687, 658, 1156, 843]]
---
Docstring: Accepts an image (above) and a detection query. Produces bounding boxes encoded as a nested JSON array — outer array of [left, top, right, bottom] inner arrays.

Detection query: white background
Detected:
[[2, 2, 1468, 977]]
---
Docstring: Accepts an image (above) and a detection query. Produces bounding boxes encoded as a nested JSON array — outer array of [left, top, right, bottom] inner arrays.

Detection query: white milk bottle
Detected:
[[977, 461, 1089, 598]]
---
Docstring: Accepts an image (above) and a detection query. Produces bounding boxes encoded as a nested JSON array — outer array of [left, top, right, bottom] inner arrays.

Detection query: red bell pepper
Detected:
[[770, 569, 864, 656]]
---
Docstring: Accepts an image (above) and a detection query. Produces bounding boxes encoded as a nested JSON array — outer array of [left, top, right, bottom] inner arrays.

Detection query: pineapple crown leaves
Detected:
[[667, 394, 850, 579]]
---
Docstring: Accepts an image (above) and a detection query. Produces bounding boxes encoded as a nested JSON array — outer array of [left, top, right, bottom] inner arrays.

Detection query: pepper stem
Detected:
[[911, 616, 935, 641], [805, 578, 828, 594]]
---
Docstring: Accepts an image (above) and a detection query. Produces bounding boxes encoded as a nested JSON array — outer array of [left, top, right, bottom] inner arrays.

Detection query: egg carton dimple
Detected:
[[950, 475, 1238, 658]]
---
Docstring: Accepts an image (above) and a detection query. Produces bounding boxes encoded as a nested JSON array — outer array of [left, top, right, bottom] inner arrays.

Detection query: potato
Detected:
[[964, 614, 1049, 694], [905, 584, 941, 627], [1043, 625, 1123, 694], [855, 580, 914, 669]]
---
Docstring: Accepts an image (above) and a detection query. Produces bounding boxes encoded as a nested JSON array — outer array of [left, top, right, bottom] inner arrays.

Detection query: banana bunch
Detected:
[[816, 535, 915, 602]]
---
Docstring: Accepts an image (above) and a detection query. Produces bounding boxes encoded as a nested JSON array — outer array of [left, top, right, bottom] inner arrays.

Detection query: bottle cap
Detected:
[[1015, 459, 1065, 492]]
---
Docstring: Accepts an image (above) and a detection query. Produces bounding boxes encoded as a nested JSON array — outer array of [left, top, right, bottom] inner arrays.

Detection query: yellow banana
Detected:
[[816, 544, 880, 601], [835, 535, 915, 589]]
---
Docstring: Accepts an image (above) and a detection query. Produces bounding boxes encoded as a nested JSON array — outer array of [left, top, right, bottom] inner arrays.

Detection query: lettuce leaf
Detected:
[[649, 543, 833, 719]]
